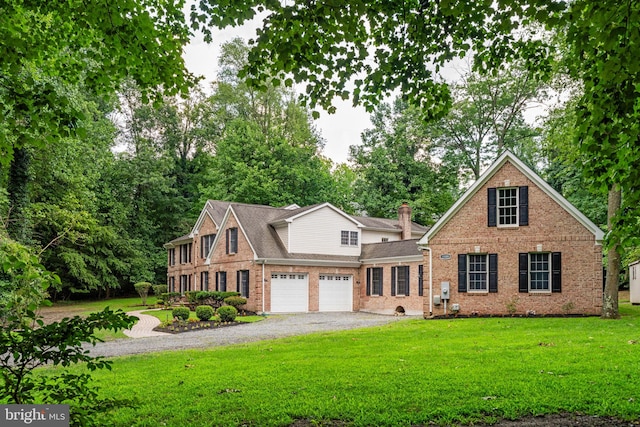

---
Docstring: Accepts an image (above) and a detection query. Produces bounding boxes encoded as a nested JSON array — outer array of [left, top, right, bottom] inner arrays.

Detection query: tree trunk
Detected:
[[602, 184, 621, 319], [7, 146, 31, 243]]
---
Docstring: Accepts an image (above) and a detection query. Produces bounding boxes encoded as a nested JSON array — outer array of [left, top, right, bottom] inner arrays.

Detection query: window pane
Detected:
[[468, 254, 487, 291], [341, 230, 349, 245], [350, 231, 358, 246], [529, 253, 550, 291], [498, 188, 518, 225]]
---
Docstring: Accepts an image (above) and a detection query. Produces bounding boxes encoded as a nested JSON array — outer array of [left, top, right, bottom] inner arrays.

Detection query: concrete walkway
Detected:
[[123, 309, 170, 338]]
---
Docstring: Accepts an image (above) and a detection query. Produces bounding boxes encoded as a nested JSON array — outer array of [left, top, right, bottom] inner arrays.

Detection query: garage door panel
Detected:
[[319, 275, 353, 312], [271, 273, 308, 313]]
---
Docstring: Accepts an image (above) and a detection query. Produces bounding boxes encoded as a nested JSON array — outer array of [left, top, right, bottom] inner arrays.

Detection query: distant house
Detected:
[[630, 261, 640, 305], [165, 201, 428, 315], [418, 151, 604, 317]]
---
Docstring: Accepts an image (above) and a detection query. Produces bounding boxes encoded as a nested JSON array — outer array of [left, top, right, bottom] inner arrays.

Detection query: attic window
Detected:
[[341, 230, 358, 246]]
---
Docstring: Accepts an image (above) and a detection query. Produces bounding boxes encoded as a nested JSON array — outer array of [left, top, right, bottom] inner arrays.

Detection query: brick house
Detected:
[[418, 151, 604, 317], [165, 201, 428, 315]]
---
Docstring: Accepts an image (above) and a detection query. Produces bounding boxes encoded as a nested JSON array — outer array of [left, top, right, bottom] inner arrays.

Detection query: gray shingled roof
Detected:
[[167, 201, 428, 263], [360, 239, 423, 260]]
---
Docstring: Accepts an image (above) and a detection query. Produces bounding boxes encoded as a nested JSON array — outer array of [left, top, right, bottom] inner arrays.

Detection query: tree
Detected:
[[0, 231, 135, 425], [199, 39, 342, 208], [349, 98, 458, 224], [192, 0, 638, 318], [431, 67, 543, 181], [1, 0, 194, 243]]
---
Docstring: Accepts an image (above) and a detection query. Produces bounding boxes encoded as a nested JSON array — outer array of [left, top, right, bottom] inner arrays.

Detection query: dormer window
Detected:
[[341, 230, 358, 246], [488, 186, 529, 227]]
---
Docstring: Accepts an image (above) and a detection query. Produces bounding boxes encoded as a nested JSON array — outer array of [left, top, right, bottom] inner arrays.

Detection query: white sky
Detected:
[[182, 24, 370, 165]]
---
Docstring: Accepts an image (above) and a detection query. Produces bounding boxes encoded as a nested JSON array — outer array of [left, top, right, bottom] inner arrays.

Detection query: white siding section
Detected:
[[361, 230, 402, 244], [289, 206, 361, 255], [274, 224, 289, 251]]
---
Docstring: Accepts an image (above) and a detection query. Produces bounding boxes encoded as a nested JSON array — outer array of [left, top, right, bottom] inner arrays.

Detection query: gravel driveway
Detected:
[[88, 312, 411, 358]]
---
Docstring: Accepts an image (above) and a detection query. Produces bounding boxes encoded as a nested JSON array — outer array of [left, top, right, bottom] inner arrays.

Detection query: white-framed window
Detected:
[[341, 230, 358, 246], [179, 243, 192, 264], [168, 248, 176, 266], [201, 234, 216, 258], [392, 266, 410, 296], [226, 228, 238, 254], [237, 270, 249, 297], [498, 187, 518, 226], [216, 271, 227, 292], [200, 271, 209, 291], [366, 267, 383, 296], [529, 253, 550, 292], [468, 254, 488, 292]]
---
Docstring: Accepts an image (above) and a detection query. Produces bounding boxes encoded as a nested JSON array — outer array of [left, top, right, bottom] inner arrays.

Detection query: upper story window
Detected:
[[498, 188, 518, 226], [200, 234, 216, 258], [179, 243, 192, 264], [341, 230, 358, 246], [168, 248, 176, 266], [226, 228, 238, 254], [488, 186, 528, 227]]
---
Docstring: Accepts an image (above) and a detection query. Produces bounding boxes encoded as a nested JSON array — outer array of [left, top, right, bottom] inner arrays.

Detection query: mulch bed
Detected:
[[153, 320, 245, 334]]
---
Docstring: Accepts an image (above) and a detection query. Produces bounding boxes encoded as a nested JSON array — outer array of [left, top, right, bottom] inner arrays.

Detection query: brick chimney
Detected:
[[398, 202, 412, 240]]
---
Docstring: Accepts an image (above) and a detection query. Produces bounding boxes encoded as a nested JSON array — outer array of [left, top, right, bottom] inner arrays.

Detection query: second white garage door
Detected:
[[319, 274, 353, 312], [270, 273, 309, 313]]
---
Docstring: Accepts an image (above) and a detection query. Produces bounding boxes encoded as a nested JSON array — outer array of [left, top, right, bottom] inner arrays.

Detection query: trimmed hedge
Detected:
[[195, 305, 214, 321], [196, 291, 241, 308], [217, 306, 238, 322], [224, 296, 247, 309], [172, 306, 190, 321]]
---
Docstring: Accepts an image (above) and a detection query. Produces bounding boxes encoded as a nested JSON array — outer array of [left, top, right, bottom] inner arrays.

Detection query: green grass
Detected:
[[49, 302, 640, 427]]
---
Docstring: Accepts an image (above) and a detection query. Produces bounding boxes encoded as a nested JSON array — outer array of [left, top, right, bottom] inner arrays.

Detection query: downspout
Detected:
[[261, 261, 265, 314], [423, 247, 433, 316]]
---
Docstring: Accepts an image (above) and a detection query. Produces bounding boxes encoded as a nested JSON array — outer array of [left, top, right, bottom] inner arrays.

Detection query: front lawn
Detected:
[[72, 303, 640, 426]]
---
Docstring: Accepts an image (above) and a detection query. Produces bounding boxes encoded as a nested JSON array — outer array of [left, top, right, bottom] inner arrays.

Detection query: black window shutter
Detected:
[[551, 252, 562, 293], [404, 266, 410, 296], [379, 268, 383, 296], [519, 253, 529, 292], [458, 254, 467, 293], [489, 253, 498, 293], [225, 229, 230, 254], [236, 270, 240, 293], [519, 186, 529, 226], [488, 188, 497, 227], [391, 267, 397, 296], [366, 268, 371, 296], [418, 265, 424, 296], [215, 272, 219, 291]]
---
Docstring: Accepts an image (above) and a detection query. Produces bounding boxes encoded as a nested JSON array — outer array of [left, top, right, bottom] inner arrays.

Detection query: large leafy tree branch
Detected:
[[191, 0, 561, 119]]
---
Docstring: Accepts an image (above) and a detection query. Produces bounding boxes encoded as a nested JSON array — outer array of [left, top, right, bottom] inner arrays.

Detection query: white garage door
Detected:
[[319, 274, 353, 312], [270, 273, 309, 313]]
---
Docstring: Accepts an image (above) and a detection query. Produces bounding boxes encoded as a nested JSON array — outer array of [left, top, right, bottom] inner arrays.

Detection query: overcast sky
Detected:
[[182, 23, 371, 165]]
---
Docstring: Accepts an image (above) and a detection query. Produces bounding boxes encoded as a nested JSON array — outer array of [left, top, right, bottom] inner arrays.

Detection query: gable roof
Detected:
[[418, 150, 605, 246], [190, 200, 230, 236], [269, 202, 365, 228]]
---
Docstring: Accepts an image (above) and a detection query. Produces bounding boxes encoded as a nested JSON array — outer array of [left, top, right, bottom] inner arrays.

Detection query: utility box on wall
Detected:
[[440, 282, 450, 301], [630, 261, 640, 305]]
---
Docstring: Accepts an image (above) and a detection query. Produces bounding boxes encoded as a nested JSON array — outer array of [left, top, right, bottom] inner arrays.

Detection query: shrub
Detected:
[[224, 296, 247, 309], [159, 292, 181, 306], [172, 306, 190, 321], [184, 291, 199, 304], [195, 305, 214, 321], [152, 284, 167, 298], [217, 306, 238, 322], [133, 282, 152, 305], [196, 291, 241, 308]]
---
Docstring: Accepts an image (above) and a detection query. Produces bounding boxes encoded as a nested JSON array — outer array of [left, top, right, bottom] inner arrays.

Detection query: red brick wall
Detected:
[[359, 261, 424, 315], [424, 161, 603, 317]]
